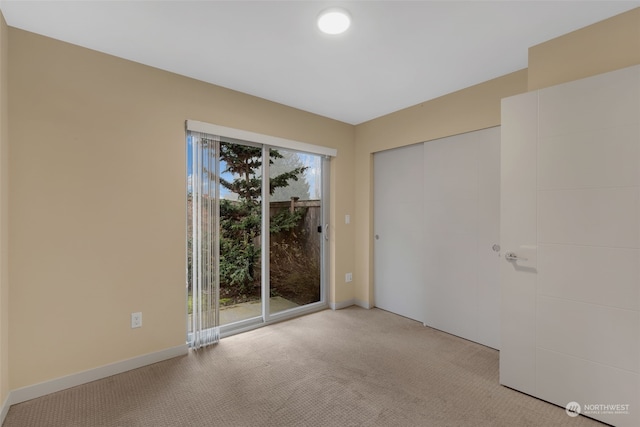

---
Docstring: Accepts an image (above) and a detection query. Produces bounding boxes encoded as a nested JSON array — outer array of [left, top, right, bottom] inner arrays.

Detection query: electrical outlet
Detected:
[[345, 272, 353, 283], [131, 312, 142, 329], [345, 214, 350, 224]]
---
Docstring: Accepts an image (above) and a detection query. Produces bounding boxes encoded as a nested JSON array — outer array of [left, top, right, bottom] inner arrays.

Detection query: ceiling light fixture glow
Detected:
[[317, 8, 351, 35]]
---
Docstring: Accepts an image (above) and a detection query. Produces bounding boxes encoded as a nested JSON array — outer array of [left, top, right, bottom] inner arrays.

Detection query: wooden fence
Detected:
[[269, 199, 321, 253]]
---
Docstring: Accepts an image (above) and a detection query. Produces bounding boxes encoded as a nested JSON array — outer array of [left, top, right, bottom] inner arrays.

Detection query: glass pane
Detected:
[[218, 141, 263, 325], [269, 148, 322, 315]]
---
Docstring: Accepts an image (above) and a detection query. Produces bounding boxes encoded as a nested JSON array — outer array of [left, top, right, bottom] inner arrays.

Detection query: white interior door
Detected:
[[501, 65, 640, 427], [373, 143, 425, 322]]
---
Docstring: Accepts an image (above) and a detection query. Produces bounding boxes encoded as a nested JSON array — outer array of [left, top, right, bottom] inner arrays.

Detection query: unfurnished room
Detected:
[[0, 1, 639, 426]]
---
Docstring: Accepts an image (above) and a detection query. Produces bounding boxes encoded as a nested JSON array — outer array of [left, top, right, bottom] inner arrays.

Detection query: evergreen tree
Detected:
[[218, 143, 306, 296]]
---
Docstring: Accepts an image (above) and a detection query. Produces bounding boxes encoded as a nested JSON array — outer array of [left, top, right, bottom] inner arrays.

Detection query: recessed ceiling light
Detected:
[[317, 8, 351, 35]]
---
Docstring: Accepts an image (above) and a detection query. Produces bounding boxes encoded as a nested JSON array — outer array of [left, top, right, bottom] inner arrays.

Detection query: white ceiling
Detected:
[[1, 1, 639, 125]]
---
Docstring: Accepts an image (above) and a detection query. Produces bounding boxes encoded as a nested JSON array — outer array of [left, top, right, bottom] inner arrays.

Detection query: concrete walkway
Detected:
[[220, 296, 299, 324], [220, 296, 300, 324]]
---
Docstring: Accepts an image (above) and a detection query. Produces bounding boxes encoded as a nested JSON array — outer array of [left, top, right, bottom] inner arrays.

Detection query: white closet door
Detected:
[[373, 128, 501, 348], [423, 127, 501, 349], [501, 65, 640, 427], [373, 143, 425, 323], [475, 128, 502, 348]]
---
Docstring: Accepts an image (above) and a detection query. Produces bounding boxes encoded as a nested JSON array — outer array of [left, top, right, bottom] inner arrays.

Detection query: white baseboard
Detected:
[[8, 344, 188, 407], [330, 299, 372, 310], [1, 394, 9, 426], [330, 299, 355, 310], [354, 299, 371, 309]]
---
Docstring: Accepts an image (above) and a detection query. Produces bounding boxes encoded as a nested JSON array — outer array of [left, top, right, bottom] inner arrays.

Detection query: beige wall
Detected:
[[528, 8, 640, 91], [8, 28, 354, 390], [0, 12, 8, 407], [352, 6, 640, 309]]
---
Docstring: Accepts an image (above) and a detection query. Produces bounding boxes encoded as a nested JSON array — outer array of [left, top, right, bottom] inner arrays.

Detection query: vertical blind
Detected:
[[187, 130, 220, 349]]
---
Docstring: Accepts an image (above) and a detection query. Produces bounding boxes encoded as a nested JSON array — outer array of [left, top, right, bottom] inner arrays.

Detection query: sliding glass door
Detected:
[[268, 148, 323, 315], [187, 127, 329, 346]]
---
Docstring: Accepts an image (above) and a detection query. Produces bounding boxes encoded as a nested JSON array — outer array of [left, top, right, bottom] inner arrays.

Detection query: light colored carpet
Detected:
[[4, 307, 605, 427]]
